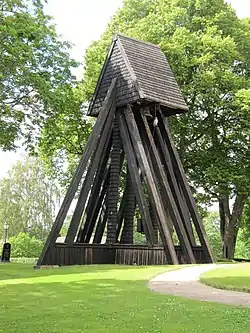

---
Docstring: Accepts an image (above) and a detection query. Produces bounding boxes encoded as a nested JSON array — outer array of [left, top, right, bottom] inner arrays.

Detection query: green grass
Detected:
[[1, 263, 250, 333], [201, 263, 250, 293]]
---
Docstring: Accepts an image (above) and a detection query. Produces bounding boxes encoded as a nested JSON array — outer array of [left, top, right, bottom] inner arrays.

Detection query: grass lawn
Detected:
[[0, 264, 250, 333], [201, 263, 250, 293]]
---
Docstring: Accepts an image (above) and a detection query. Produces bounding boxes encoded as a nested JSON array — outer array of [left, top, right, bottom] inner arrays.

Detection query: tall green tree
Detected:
[[79, 0, 250, 258], [0, 156, 60, 240], [0, 0, 78, 150]]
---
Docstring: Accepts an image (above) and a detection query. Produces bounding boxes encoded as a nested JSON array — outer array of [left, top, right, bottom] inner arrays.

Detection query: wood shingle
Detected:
[[87, 34, 188, 117]]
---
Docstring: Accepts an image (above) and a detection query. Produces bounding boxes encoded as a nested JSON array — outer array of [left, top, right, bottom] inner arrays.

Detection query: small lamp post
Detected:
[[4, 221, 8, 244], [1, 221, 11, 262]]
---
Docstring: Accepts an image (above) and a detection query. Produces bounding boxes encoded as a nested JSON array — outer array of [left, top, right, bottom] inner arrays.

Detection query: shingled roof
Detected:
[[87, 34, 188, 117]]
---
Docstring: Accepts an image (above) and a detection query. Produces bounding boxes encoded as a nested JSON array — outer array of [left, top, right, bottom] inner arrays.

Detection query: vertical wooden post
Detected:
[[121, 169, 136, 244], [106, 116, 122, 243], [149, 201, 158, 243]]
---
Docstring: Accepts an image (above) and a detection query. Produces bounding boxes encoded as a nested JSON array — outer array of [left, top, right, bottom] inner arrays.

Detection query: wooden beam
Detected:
[[76, 137, 112, 243], [138, 109, 195, 264], [84, 168, 110, 243], [65, 101, 115, 245], [123, 106, 178, 264], [118, 110, 156, 246], [158, 108, 214, 263], [37, 78, 117, 266], [93, 194, 109, 244], [154, 125, 196, 246]]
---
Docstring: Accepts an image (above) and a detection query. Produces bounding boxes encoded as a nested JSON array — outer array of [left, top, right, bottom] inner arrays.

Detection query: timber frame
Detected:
[[37, 35, 214, 266]]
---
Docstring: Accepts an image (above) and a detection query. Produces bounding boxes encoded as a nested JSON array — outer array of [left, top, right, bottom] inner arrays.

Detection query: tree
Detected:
[[0, 0, 78, 150], [0, 156, 60, 240], [78, 0, 250, 258], [37, 86, 93, 187]]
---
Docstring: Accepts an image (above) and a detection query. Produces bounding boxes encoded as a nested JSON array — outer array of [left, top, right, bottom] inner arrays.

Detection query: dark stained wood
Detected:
[[118, 110, 156, 246], [42, 243, 206, 266], [93, 194, 109, 244], [123, 106, 178, 264], [40, 36, 214, 267], [83, 167, 110, 243], [154, 125, 196, 246], [149, 201, 158, 243], [76, 136, 112, 243], [37, 78, 117, 266], [158, 109, 214, 263], [138, 109, 195, 264], [65, 101, 115, 245], [107, 116, 122, 243], [120, 170, 136, 244]]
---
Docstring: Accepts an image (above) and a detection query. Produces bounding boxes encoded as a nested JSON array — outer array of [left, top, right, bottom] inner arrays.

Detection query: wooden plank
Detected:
[[118, 110, 156, 246], [84, 168, 110, 243], [65, 102, 115, 245], [76, 136, 112, 243], [138, 109, 195, 264], [123, 106, 178, 264], [154, 126, 196, 246], [37, 78, 117, 266], [93, 194, 109, 243], [157, 109, 214, 263]]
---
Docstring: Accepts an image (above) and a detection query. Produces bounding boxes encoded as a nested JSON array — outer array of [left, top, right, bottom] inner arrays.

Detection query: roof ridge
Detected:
[[116, 33, 161, 49]]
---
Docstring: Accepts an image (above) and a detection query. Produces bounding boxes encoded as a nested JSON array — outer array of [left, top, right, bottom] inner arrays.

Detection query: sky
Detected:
[[0, 0, 250, 178]]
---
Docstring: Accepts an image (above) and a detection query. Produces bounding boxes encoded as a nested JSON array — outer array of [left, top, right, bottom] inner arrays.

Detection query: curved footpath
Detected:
[[148, 264, 250, 308]]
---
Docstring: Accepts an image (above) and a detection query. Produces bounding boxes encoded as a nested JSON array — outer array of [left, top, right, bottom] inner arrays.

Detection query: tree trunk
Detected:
[[219, 194, 248, 259]]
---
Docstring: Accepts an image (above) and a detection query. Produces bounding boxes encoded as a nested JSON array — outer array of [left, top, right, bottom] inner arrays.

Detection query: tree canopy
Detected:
[[0, 0, 78, 150]]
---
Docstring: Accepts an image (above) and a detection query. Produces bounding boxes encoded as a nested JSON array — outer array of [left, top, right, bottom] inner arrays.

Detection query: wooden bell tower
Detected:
[[37, 34, 214, 266]]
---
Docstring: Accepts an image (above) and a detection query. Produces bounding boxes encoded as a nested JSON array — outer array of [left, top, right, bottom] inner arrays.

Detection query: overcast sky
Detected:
[[0, 0, 249, 178]]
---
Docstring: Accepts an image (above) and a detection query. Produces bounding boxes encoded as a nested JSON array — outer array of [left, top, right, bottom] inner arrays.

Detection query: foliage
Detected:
[[0, 0, 78, 151], [203, 212, 222, 260], [8, 232, 43, 258], [0, 155, 60, 240], [201, 264, 250, 293], [37, 87, 93, 186], [1, 264, 250, 332]]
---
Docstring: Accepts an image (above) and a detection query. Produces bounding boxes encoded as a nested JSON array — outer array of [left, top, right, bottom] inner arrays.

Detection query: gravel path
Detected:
[[148, 264, 250, 308]]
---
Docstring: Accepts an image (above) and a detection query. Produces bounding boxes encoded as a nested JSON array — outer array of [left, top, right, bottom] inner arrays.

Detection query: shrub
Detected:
[[8, 232, 43, 258]]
